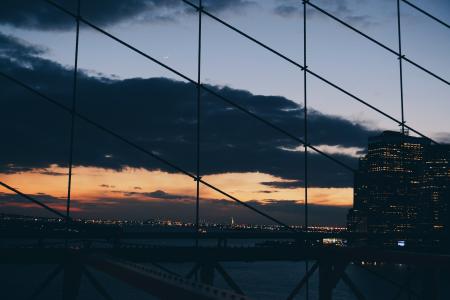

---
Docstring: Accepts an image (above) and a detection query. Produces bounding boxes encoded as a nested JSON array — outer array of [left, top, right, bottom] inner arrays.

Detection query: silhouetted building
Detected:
[[347, 131, 449, 246], [422, 144, 450, 233]]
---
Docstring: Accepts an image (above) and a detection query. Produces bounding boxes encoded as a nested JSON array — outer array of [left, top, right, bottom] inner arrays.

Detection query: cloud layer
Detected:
[[0, 0, 255, 30], [273, 0, 377, 28], [0, 32, 377, 188]]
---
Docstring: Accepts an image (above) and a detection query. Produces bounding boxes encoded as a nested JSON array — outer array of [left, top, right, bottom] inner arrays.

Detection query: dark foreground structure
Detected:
[[2, 229, 450, 300]]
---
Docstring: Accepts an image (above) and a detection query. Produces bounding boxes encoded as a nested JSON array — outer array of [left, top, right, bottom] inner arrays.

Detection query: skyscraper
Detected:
[[422, 144, 450, 233], [347, 131, 449, 246]]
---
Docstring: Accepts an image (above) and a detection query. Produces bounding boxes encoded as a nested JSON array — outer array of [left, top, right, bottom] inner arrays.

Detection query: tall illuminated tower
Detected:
[[348, 131, 449, 244]]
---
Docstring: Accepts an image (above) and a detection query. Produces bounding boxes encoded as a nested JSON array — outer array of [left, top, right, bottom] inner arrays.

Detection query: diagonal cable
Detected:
[[0, 181, 67, 219], [183, 0, 305, 71], [303, 69, 437, 144], [182, 0, 439, 145], [35, 3, 444, 160], [43, 0, 360, 171], [306, 0, 449, 86], [0, 71, 194, 179], [46, 0, 443, 156], [200, 85, 356, 171], [27, 0, 442, 228], [401, 0, 450, 29], [199, 179, 294, 230]]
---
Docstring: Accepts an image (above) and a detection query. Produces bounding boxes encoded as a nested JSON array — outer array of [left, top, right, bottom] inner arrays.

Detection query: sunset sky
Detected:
[[0, 0, 449, 225]]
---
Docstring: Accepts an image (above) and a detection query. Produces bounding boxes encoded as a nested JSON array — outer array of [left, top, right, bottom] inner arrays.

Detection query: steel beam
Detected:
[[318, 259, 349, 300], [87, 255, 249, 300]]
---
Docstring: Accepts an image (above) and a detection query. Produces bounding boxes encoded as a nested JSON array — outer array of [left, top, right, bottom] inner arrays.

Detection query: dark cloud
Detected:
[[260, 180, 303, 189], [258, 190, 276, 194], [0, 34, 46, 58], [274, 3, 321, 19], [114, 190, 196, 201], [273, 4, 295, 17], [33, 170, 67, 176], [201, 0, 255, 13], [0, 0, 255, 30], [0, 32, 377, 188], [273, 0, 376, 28], [145, 190, 190, 200]]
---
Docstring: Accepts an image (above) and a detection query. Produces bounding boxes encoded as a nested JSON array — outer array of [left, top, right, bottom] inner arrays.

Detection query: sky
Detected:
[[0, 0, 449, 226]]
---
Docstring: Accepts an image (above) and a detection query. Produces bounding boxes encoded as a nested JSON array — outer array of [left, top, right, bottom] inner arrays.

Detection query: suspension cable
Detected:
[[397, 0, 405, 135], [0, 181, 67, 219], [66, 0, 80, 231], [401, 0, 450, 29], [43, 0, 359, 171], [303, 2, 310, 299], [181, 0, 439, 145], [195, 0, 203, 245], [305, 0, 449, 86]]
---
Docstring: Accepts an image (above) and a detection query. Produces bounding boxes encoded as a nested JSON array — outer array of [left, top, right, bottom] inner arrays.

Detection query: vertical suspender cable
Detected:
[[397, 0, 405, 135], [195, 0, 203, 247], [397, 0, 406, 212], [303, 1, 309, 298], [66, 0, 81, 231], [303, 0, 309, 237]]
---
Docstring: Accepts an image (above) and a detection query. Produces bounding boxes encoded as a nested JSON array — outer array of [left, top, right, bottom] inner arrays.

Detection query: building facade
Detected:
[[347, 131, 449, 245]]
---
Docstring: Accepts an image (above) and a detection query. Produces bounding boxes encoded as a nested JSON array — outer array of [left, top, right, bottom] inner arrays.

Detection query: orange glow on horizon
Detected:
[[0, 166, 352, 211]]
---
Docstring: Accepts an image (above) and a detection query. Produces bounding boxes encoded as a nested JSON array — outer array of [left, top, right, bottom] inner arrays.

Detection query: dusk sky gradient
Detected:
[[0, 0, 449, 225]]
